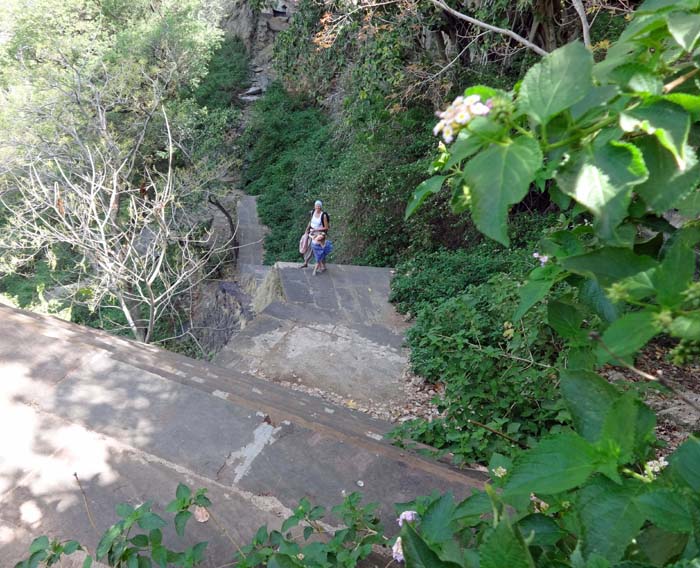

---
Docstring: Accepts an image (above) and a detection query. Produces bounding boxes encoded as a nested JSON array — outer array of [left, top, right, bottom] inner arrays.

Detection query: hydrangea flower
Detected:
[[397, 510, 419, 527], [433, 94, 492, 143], [392, 537, 404, 562]]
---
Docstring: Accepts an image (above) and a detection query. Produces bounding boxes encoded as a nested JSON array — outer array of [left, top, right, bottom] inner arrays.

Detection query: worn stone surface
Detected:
[[215, 262, 410, 404], [0, 305, 484, 565]]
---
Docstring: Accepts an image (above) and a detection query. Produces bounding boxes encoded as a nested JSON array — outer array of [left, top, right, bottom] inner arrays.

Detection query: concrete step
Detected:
[[215, 261, 409, 403], [0, 304, 484, 566]]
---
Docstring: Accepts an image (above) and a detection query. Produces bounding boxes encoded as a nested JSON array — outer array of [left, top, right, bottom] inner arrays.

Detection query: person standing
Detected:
[[300, 200, 329, 268]]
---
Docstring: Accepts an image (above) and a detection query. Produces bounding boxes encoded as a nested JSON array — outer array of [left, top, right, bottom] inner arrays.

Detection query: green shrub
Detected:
[[393, 274, 567, 463], [389, 244, 533, 314], [191, 36, 249, 110]]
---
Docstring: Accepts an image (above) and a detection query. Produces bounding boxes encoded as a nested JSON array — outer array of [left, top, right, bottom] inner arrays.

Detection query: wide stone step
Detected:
[[0, 305, 485, 566]]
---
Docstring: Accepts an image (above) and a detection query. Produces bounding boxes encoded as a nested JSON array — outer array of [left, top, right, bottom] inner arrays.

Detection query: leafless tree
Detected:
[[0, 110, 232, 343]]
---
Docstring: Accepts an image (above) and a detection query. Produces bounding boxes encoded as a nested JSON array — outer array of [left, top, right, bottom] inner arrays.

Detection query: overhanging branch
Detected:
[[427, 0, 549, 57]]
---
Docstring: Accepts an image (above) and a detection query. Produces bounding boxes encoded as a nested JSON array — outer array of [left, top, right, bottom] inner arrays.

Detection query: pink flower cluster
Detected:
[[392, 510, 419, 563], [433, 94, 492, 143]]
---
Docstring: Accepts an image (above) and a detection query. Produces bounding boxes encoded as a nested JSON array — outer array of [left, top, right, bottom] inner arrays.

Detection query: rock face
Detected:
[[221, 0, 296, 97]]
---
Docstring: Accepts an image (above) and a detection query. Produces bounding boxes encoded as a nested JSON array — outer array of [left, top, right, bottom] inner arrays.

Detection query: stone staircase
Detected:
[[216, 263, 409, 404], [0, 304, 484, 566]]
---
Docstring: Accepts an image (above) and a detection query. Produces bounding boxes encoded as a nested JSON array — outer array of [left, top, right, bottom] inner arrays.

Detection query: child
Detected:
[[311, 232, 332, 274]]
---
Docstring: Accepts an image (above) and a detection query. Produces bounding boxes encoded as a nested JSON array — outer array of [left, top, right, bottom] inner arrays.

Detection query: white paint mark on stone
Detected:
[[324, 407, 335, 414], [191, 377, 205, 384], [212, 390, 229, 400], [225, 422, 281, 483], [365, 431, 382, 441], [252, 388, 263, 394]]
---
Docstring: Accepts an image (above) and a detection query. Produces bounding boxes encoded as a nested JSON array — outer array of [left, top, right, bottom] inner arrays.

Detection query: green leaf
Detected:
[[254, 524, 268, 545], [578, 477, 647, 562], [464, 85, 500, 100], [548, 300, 586, 341], [151, 545, 167, 568], [555, 141, 647, 240], [479, 521, 535, 568], [669, 313, 700, 340], [570, 85, 620, 121], [504, 432, 597, 497], [654, 230, 700, 307], [174, 510, 192, 538], [137, 513, 165, 532], [668, 436, 700, 491], [562, 248, 657, 286], [636, 525, 688, 567], [634, 137, 700, 213], [281, 515, 300, 533], [421, 493, 456, 544], [138, 557, 152, 568], [677, 188, 700, 217], [561, 370, 621, 443], [578, 279, 619, 323], [116, 503, 135, 519], [82, 557, 93, 568], [401, 522, 460, 568], [29, 537, 49, 554], [514, 274, 560, 320], [406, 176, 446, 219], [664, 93, 700, 117], [454, 490, 491, 523], [130, 535, 149, 548], [599, 392, 647, 465], [267, 554, 302, 568], [96, 525, 122, 559], [463, 136, 543, 246], [517, 514, 567, 547], [667, 11, 700, 51], [444, 132, 483, 170], [518, 42, 593, 125], [636, 489, 693, 533], [620, 101, 691, 170], [63, 541, 81, 555], [609, 63, 663, 95], [596, 310, 660, 365], [303, 526, 313, 540], [175, 483, 191, 502], [638, 0, 698, 12], [190, 542, 208, 563]]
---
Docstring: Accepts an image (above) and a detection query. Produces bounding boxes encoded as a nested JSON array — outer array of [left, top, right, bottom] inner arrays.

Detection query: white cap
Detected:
[[314, 200, 322, 207]]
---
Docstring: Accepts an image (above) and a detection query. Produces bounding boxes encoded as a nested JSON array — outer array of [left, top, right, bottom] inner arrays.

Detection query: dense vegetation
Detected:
[[11, 0, 700, 566], [0, 0, 250, 348]]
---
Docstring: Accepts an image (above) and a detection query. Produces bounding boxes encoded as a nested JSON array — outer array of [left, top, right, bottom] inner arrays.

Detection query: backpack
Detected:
[[310, 210, 330, 228]]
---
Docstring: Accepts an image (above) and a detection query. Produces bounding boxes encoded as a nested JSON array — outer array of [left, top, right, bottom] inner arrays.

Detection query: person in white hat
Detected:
[[300, 200, 329, 268]]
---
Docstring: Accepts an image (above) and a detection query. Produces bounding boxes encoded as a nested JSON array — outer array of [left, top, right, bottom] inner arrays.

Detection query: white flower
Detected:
[[392, 537, 404, 562], [397, 510, 419, 526], [433, 120, 445, 136], [646, 457, 669, 473], [442, 125, 454, 143], [492, 466, 508, 478], [455, 108, 471, 125], [470, 101, 491, 116]]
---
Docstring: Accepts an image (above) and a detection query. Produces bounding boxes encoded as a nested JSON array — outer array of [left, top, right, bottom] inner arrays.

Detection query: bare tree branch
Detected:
[[571, 0, 591, 48], [427, 0, 549, 57]]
